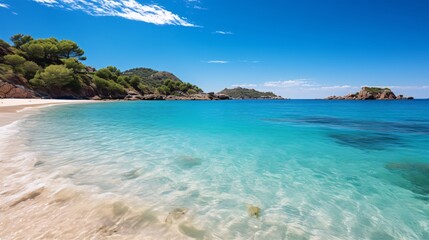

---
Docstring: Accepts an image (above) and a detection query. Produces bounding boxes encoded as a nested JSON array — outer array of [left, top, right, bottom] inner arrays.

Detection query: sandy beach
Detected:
[[0, 99, 96, 127]]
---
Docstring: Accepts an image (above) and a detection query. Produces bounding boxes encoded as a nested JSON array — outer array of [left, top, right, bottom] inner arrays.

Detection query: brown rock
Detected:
[[379, 89, 396, 100], [0, 81, 36, 98], [217, 94, 229, 100], [125, 94, 144, 100], [142, 94, 165, 100]]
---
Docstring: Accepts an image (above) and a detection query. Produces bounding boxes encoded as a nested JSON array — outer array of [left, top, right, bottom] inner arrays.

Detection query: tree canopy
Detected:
[[10, 34, 33, 48], [57, 40, 85, 60]]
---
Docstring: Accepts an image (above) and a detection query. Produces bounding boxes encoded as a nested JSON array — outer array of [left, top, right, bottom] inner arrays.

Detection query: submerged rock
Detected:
[[385, 162, 429, 195], [329, 132, 403, 150], [179, 224, 205, 239], [178, 156, 202, 168], [121, 168, 144, 180], [112, 202, 130, 217], [386, 163, 429, 173], [247, 205, 261, 218], [10, 187, 44, 207], [34, 160, 44, 167], [165, 207, 188, 224]]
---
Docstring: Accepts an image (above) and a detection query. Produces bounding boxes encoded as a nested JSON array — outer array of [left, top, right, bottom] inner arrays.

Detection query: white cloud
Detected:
[[240, 60, 260, 64], [214, 31, 233, 35], [33, 0, 57, 3], [32, 0, 195, 26], [262, 79, 357, 90], [307, 85, 355, 90], [206, 60, 228, 64], [193, 5, 207, 10], [0, 3, 9, 8], [263, 79, 314, 88], [370, 85, 429, 90], [232, 84, 257, 88], [184, 0, 206, 10]]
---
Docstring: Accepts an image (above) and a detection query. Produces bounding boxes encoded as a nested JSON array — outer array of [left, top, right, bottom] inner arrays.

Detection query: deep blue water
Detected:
[[18, 100, 429, 239]]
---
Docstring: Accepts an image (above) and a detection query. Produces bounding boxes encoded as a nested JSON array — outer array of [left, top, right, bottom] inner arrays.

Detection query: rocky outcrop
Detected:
[[0, 80, 36, 98], [326, 87, 413, 100], [124, 90, 144, 100], [142, 94, 165, 100], [207, 92, 230, 100]]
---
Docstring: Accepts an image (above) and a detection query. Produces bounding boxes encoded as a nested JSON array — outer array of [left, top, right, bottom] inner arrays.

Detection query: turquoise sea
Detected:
[[5, 100, 429, 239]]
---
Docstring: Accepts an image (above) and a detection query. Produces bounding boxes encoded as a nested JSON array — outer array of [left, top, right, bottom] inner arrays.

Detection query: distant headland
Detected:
[[217, 87, 284, 100], [326, 87, 414, 100]]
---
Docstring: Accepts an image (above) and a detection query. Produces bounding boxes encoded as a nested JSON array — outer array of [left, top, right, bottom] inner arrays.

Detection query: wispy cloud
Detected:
[[32, 0, 195, 27], [263, 79, 315, 88], [184, 0, 206, 10], [206, 60, 228, 64], [33, 0, 57, 3], [203, 60, 260, 64], [240, 60, 260, 64], [232, 84, 257, 88], [193, 5, 207, 10], [0, 3, 9, 8], [306, 85, 355, 90], [374, 85, 429, 90], [263, 79, 359, 91], [214, 31, 233, 35]]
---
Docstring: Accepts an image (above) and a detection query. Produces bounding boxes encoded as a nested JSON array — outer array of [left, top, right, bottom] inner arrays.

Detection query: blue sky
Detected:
[[1, 0, 428, 98]]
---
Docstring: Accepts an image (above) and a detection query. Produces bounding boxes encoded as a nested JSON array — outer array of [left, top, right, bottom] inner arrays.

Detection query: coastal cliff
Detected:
[[326, 87, 414, 100]]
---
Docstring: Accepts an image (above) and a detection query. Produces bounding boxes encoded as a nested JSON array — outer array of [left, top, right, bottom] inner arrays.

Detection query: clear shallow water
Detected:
[[12, 100, 429, 239]]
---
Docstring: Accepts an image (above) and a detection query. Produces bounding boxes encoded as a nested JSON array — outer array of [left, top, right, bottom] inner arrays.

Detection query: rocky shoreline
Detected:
[[326, 87, 414, 100]]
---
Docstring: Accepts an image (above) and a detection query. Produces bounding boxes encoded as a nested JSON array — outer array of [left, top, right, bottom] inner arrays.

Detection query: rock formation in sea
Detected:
[[326, 87, 414, 100]]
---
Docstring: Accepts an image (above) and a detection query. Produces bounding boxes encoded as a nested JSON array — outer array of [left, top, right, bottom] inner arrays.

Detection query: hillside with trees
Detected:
[[0, 34, 206, 100], [123, 68, 202, 95], [218, 87, 283, 99]]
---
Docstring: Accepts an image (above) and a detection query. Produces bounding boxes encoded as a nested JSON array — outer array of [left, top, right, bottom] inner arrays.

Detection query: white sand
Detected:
[[0, 98, 96, 127], [0, 98, 91, 107]]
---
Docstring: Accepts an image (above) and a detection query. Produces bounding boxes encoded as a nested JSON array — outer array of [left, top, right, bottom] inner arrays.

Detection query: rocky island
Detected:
[[0, 34, 229, 101], [326, 87, 414, 100], [218, 87, 284, 99]]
